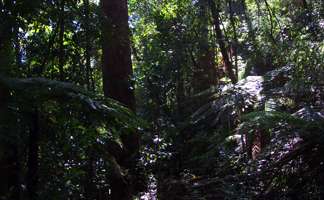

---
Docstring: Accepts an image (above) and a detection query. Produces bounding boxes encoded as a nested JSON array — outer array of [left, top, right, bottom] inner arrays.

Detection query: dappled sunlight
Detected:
[[0, 0, 323, 199]]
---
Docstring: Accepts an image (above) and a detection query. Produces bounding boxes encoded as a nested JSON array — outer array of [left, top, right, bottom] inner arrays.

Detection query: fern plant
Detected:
[[0, 76, 147, 199]]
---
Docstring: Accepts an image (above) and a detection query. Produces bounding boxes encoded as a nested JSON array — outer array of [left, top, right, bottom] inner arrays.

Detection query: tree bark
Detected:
[[194, 0, 218, 93], [102, 0, 135, 110], [0, 1, 15, 75], [84, 0, 94, 91], [102, 0, 140, 199], [229, 0, 239, 79], [209, 0, 237, 83]]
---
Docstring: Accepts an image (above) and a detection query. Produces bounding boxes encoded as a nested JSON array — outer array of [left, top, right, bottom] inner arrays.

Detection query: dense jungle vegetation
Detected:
[[0, 0, 323, 199]]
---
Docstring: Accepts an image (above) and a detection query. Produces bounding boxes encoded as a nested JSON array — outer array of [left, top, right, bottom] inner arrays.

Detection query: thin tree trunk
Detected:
[[84, 0, 93, 90], [209, 0, 237, 83], [263, 0, 276, 43], [0, 1, 15, 74], [229, 0, 239, 79]]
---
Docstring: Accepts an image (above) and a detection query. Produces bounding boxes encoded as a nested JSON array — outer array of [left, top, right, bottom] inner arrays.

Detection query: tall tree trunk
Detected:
[[84, 0, 94, 91], [229, 0, 239, 79], [209, 0, 237, 83], [102, 0, 140, 199], [0, 1, 15, 75], [102, 0, 135, 110]]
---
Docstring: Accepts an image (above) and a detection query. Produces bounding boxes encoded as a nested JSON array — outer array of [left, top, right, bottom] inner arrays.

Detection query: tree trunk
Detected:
[[102, 0, 135, 110], [194, 0, 218, 93], [102, 0, 140, 199], [0, 1, 15, 75], [209, 0, 237, 83], [229, 0, 239, 79], [84, 0, 94, 91]]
